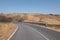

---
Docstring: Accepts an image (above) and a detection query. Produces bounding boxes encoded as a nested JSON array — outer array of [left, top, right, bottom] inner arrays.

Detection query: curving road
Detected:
[[10, 23, 60, 40]]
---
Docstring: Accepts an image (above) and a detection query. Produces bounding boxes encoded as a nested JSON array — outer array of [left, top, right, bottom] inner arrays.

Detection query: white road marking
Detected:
[[7, 24, 18, 40], [30, 26, 50, 40], [8, 23, 49, 40]]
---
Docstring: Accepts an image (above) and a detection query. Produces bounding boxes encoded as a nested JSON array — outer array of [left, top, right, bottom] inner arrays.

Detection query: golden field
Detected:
[[0, 22, 16, 40]]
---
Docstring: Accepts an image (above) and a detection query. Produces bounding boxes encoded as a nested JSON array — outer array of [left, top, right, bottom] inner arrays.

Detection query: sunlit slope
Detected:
[[0, 13, 60, 25]]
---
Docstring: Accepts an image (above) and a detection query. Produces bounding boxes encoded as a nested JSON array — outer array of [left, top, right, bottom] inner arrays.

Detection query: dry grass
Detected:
[[0, 13, 60, 32], [23, 14, 60, 32], [0, 22, 16, 40], [46, 25, 60, 32]]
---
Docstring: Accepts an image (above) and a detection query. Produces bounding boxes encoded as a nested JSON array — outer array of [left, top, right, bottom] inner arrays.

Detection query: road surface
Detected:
[[10, 23, 60, 40]]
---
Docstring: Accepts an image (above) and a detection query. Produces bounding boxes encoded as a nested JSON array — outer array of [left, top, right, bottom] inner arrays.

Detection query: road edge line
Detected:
[[7, 24, 18, 40], [37, 31, 49, 40], [23, 23, 49, 40], [31, 27, 49, 40]]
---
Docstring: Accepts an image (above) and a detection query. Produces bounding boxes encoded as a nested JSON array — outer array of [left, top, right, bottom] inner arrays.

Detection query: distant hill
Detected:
[[0, 13, 60, 25]]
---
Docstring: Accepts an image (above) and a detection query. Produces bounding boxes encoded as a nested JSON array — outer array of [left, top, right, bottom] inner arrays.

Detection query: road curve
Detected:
[[10, 23, 60, 40], [25, 23, 60, 40]]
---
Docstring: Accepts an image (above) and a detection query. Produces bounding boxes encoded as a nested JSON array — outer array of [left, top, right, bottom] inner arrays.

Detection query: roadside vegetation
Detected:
[[0, 22, 16, 40], [46, 24, 60, 32], [0, 13, 17, 40]]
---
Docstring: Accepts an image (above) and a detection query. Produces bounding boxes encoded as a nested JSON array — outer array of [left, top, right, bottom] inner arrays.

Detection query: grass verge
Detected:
[[0, 22, 16, 40], [46, 25, 60, 32]]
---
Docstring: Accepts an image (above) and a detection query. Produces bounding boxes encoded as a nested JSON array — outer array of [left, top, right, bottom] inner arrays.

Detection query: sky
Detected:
[[0, 0, 60, 14]]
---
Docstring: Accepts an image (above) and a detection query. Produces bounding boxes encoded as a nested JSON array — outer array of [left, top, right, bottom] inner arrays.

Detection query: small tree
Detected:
[[0, 16, 8, 22]]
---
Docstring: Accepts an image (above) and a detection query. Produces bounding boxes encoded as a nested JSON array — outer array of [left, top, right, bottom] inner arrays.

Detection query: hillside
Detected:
[[0, 13, 60, 32], [0, 13, 60, 25]]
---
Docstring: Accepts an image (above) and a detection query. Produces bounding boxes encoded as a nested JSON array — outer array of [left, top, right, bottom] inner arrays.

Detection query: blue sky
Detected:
[[0, 0, 60, 14]]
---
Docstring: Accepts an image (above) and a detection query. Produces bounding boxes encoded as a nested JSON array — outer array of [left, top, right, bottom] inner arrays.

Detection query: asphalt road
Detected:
[[10, 23, 60, 40]]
